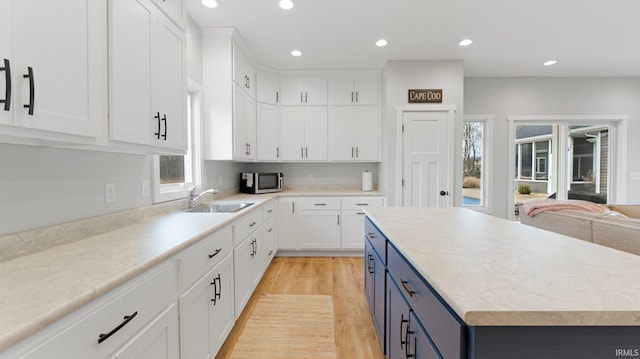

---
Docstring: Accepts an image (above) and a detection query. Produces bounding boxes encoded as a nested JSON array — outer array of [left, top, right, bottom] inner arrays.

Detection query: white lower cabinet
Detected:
[[109, 303, 179, 359], [179, 252, 234, 359], [18, 263, 178, 359], [234, 234, 259, 319], [278, 196, 385, 251]]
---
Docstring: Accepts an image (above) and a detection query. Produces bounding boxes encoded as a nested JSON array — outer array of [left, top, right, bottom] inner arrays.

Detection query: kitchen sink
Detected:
[[183, 202, 254, 213]]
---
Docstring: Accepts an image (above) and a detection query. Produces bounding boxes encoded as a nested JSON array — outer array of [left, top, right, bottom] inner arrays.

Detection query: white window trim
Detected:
[[152, 79, 203, 203], [507, 115, 628, 221], [462, 114, 493, 214]]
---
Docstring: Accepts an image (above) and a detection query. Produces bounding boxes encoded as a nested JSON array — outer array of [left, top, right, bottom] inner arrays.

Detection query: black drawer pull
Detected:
[[249, 221, 256, 227], [1, 59, 11, 111], [367, 253, 374, 274], [23, 67, 34, 115], [208, 248, 222, 258], [356, 203, 369, 206], [154, 112, 161, 139], [357, 212, 365, 215], [98, 311, 138, 344], [400, 279, 415, 297], [405, 328, 415, 358], [161, 114, 167, 140], [314, 203, 327, 206], [368, 232, 376, 238], [400, 313, 409, 349], [268, 228, 273, 233]]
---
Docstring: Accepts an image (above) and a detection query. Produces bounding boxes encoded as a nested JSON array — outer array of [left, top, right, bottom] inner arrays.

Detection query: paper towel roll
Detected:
[[362, 171, 373, 191]]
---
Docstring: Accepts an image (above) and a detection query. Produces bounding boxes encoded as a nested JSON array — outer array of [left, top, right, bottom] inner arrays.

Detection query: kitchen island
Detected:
[[364, 207, 640, 359]]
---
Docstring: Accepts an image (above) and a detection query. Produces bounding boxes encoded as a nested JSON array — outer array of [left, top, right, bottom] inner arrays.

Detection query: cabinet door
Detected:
[[355, 106, 379, 161], [304, 107, 328, 161], [0, 0, 11, 126], [299, 211, 341, 248], [245, 95, 257, 159], [279, 76, 304, 105], [277, 197, 301, 249], [12, 0, 103, 137], [234, 236, 256, 318], [364, 238, 375, 311], [303, 76, 327, 105], [387, 276, 410, 359], [110, 304, 180, 359], [330, 107, 356, 161], [256, 71, 279, 105], [109, 0, 154, 146], [152, 0, 185, 29], [154, 11, 186, 151], [261, 216, 278, 268], [280, 107, 305, 160], [233, 84, 249, 159], [179, 273, 213, 359], [210, 253, 235, 355], [353, 73, 379, 105], [331, 77, 355, 105], [407, 312, 440, 359], [256, 103, 280, 161], [342, 210, 366, 249]]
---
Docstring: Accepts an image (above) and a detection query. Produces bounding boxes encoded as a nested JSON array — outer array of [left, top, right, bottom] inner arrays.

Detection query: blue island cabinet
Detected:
[[364, 219, 387, 353]]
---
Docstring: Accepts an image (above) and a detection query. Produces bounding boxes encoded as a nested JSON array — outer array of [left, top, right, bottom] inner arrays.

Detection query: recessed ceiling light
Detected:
[[544, 60, 557, 66], [291, 49, 302, 57], [459, 39, 473, 47], [279, 0, 294, 10], [376, 39, 388, 47], [202, 0, 219, 8]]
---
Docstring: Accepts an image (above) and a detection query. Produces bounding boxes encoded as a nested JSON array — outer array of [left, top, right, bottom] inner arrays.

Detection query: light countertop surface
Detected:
[[0, 189, 384, 352], [364, 207, 640, 326]]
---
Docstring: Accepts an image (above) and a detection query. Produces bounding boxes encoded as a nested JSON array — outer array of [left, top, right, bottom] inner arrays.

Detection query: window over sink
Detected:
[[153, 80, 202, 203]]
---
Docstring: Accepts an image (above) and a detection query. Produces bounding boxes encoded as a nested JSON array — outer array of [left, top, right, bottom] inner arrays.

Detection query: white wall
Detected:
[[465, 77, 640, 219], [0, 144, 152, 235], [381, 60, 464, 206], [187, 17, 203, 85]]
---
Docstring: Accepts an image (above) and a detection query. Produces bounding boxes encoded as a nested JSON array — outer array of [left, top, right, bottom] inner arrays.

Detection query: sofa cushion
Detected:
[[607, 205, 640, 219], [592, 218, 640, 256], [520, 209, 597, 242]]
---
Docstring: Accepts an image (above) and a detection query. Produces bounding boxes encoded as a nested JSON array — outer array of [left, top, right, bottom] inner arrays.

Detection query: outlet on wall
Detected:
[[105, 183, 117, 203], [141, 180, 150, 198]]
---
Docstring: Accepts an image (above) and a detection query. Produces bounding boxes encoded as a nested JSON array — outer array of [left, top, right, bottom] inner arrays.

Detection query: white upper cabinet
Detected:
[[0, 0, 105, 139], [202, 29, 258, 161], [280, 106, 327, 161], [330, 71, 379, 105], [256, 103, 280, 161], [151, 0, 186, 30], [330, 106, 380, 161], [109, 0, 187, 152], [279, 75, 327, 106], [256, 71, 279, 105], [233, 45, 256, 99]]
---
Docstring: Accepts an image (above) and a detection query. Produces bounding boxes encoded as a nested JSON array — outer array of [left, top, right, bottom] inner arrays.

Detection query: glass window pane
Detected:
[[520, 143, 532, 179], [159, 155, 185, 184], [462, 121, 483, 206]]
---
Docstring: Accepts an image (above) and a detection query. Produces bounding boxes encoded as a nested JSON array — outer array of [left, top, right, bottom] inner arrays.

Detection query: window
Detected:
[[153, 81, 202, 203], [462, 115, 492, 213], [508, 116, 627, 221]]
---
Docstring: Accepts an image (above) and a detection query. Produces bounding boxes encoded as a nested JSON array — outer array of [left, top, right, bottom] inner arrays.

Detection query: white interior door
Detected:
[[401, 109, 452, 208]]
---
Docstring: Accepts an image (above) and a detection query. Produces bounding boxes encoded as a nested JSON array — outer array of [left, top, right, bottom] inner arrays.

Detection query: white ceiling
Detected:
[[186, 0, 640, 77]]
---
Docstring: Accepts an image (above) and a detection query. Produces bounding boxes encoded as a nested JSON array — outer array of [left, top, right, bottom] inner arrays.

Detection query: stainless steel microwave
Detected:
[[240, 172, 283, 194]]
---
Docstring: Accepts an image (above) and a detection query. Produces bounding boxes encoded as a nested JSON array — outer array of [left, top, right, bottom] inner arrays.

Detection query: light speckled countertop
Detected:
[[0, 190, 384, 352], [364, 207, 640, 326]]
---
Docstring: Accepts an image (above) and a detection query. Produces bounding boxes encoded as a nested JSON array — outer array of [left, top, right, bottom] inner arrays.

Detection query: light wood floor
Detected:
[[215, 256, 385, 359]]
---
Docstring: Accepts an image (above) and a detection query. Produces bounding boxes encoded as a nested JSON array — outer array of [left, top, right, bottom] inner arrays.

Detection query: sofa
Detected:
[[519, 201, 640, 256]]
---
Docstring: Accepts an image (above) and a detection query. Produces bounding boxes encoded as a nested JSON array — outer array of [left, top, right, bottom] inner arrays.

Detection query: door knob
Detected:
[[439, 190, 449, 196]]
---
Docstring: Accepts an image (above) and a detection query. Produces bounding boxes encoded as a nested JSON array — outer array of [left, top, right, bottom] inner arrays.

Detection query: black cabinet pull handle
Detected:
[[400, 313, 409, 349], [276, 147, 279, 158], [356, 147, 359, 158], [216, 274, 221, 300], [211, 274, 221, 304], [300, 92, 303, 103], [356, 203, 369, 206], [368, 232, 376, 238], [98, 311, 138, 344], [249, 221, 256, 227], [154, 112, 161, 139], [367, 254, 374, 274], [305, 91, 307, 103], [400, 279, 415, 297], [268, 228, 273, 233], [314, 203, 327, 206], [351, 91, 354, 103], [301, 147, 304, 158], [357, 212, 365, 215], [161, 114, 167, 140], [208, 248, 222, 258], [1, 59, 11, 111], [405, 328, 416, 358], [352, 147, 354, 158], [356, 91, 358, 103], [23, 67, 34, 116], [276, 91, 278, 103], [305, 147, 308, 158]]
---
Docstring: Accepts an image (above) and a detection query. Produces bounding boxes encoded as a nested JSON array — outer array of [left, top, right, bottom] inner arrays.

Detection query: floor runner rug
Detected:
[[229, 294, 337, 359]]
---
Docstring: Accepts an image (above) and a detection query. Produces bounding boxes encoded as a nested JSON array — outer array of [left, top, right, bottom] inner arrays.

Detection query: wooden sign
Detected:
[[408, 89, 442, 103]]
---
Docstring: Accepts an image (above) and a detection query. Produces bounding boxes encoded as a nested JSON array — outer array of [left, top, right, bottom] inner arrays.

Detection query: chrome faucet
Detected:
[[188, 185, 219, 208]]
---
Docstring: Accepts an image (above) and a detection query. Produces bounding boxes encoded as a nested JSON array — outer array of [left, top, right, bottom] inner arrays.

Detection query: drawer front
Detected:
[[341, 197, 384, 210], [22, 263, 178, 359], [297, 197, 341, 211], [365, 217, 386, 264], [387, 243, 465, 359], [178, 226, 233, 293], [262, 201, 276, 219], [234, 209, 263, 246]]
